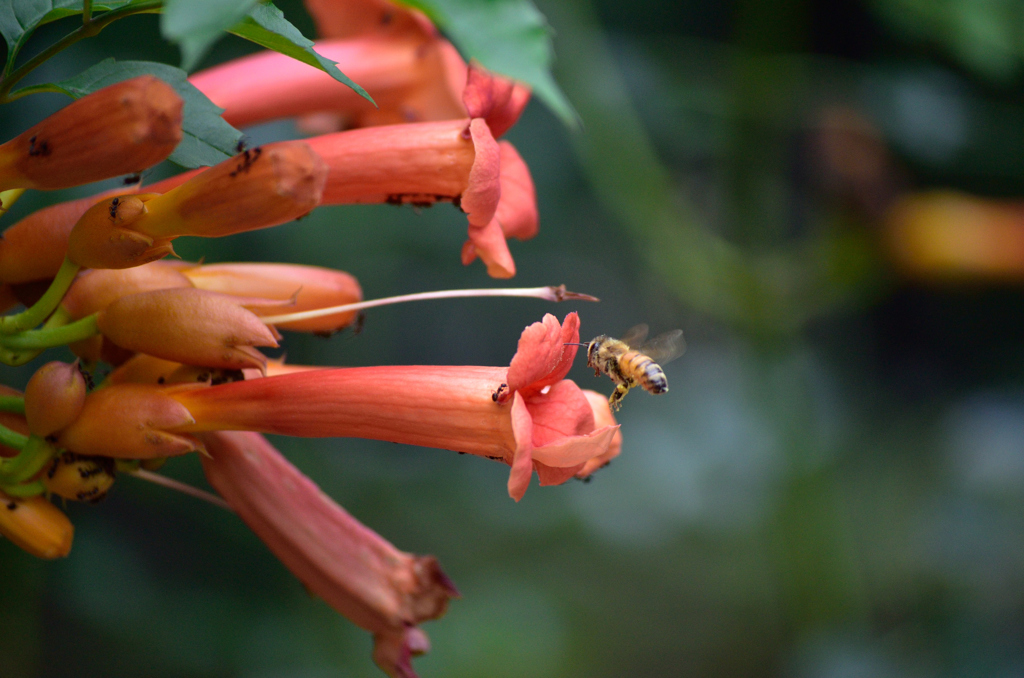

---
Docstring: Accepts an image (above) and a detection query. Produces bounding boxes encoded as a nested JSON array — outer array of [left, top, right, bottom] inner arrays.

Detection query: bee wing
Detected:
[[640, 329, 685, 365], [620, 324, 649, 348]]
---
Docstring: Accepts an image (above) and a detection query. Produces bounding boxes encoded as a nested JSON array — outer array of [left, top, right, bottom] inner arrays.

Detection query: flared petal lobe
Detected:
[[201, 431, 456, 678], [503, 312, 580, 399]]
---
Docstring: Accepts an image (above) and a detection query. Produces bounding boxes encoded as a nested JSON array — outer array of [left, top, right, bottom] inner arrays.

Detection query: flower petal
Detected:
[[506, 392, 534, 502], [504, 312, 579, 399]]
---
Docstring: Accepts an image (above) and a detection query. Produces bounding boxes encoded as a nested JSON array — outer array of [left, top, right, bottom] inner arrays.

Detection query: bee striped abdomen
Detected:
[[623, 351, 668, 394]]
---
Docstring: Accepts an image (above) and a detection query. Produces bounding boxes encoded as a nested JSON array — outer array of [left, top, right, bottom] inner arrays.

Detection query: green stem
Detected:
[[0, 257, 80, 334], [0, 1, 164, 100], [82, 0, 93, 25], [0, 313, 99, 351], [0, 396, 25, 415], [0, 422, 28, 450], [0, 436, 55, 484], [1, 480, 45, 498]]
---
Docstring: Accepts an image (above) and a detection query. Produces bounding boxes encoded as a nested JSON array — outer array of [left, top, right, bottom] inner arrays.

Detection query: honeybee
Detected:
[[574, 325, 685, 411]]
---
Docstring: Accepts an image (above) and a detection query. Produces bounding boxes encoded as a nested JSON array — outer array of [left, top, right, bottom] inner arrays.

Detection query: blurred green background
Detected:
[[7, 0, 1024, 676]]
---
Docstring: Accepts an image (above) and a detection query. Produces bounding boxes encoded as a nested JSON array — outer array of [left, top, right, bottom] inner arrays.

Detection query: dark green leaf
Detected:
[[35, 58, 242, 167], [399, 0, 576, 126], [228, 2, 372, 103], [0, 0, 136, 67], [161, 0, 257, 71]]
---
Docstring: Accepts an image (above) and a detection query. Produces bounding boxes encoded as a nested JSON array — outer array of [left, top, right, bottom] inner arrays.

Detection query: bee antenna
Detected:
[[564, 342, 588, 347]]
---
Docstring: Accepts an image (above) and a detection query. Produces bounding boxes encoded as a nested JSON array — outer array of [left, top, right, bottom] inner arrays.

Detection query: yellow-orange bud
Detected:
[[61, 261, 193, 320], [66, 193, 174, 270], [182, 262, 363, 333], [57, 383, 202, 458], [42, 452, 116, 503], [132, 141, 328, 239], [24, 361, 87, 438], [95, 288, 279, 372], [0, 491, 73, 559], [0, 76, 183, 192]]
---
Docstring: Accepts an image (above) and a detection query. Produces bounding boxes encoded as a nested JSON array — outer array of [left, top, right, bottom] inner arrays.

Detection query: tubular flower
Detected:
[[67, 142, 327, 269], [0, 171, 198, 284], [0, 490, 74, 559], [94, 288, 280, 372], [180, 262, 363, 333], [0, 76, 182, 192], [0, 188, 132, 284], [201, 430, 457, 678], [305, 0, 432, 39], [163, 312, 618, 500], [307, 117, 536, 277], [190, 37, 466, 130]]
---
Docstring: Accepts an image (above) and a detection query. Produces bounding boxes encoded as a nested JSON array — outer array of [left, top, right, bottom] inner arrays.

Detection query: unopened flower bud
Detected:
[[24, 362, 87, 438], [0, 76, 183, 192], [61, 261, 193, 320], [43, 452, 116, 503], [0, 491, 73, 559], [66, 194, 174, 269], [132, 141, 327, 239], [57, 383, 202, 459], [95, 288, 279, 372]]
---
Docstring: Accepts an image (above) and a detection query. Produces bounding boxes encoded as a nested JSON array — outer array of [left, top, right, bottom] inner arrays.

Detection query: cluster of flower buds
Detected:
[[0, 0, 619, 675]]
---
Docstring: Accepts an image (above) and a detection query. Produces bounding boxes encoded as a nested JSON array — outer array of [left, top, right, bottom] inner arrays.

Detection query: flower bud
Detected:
[[66, 194, 174, 270], [95, 288, 279, 372], [43, 452, 116, 503], [24, 362, 87, 438], [131, 142, 328, 239], [0, 77, 183, 192], [0, 491, 73, 559], [181, 262, 362, 333], [57, 383, 203, 459], [61, 261, 193, 320]]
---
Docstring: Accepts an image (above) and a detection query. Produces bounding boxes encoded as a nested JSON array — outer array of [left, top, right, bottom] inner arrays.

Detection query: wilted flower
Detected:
[[201, 430, 457, 678]]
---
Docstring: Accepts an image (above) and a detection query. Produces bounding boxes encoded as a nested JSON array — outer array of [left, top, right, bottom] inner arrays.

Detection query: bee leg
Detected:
[[608, 384, 630, 411]]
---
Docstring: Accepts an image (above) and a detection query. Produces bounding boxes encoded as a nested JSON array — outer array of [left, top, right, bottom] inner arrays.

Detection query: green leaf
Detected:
[[227, 3, 373, 103], [0, 0, 134, 65], [161, 0, 257, 71], [398, 0, 576, 126], [32, 58, 242, 168]]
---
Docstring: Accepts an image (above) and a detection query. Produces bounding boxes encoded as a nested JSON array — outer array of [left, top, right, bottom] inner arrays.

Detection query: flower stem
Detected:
[[0, 1, 164, 99], [0, 436, 55, 484], [0, 422, 28, 451], [0, 395, 25, 415], [0, 257, 81, 334], [0, 313, 99, 353], [0, 480, 45, 498], [259, 285, 599, 326], [128, 468, 232, 511]]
